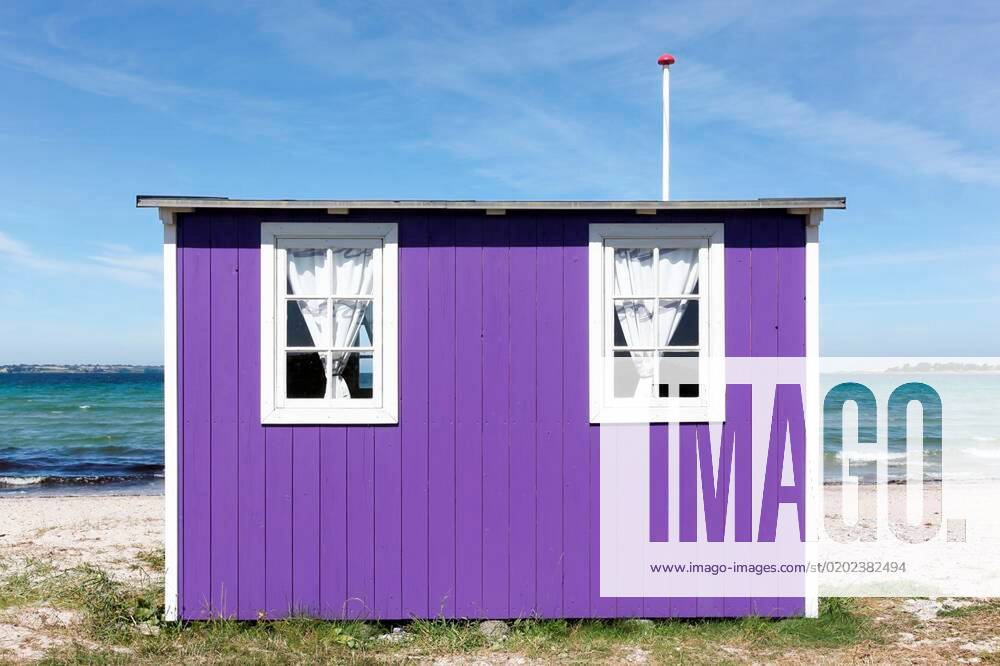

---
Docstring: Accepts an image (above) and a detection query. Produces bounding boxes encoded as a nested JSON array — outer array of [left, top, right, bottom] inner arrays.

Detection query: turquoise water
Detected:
[[821, 372, 1000, 482], [0, 373, 163, 495], [0, 370, 996, 492]]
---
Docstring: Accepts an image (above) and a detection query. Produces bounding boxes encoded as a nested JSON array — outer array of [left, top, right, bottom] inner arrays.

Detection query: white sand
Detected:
[[0, 490, 996, 663], [0, 494, 162, 661], [0, 494, 163, 582]]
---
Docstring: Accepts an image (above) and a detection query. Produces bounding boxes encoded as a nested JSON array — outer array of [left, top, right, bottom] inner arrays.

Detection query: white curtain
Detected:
[[613, 248, 698, 398], [614, 249, 656, 397], [287, 250, 330, 340], [329, 248, 374, 398], [288, 248, 373, 399]]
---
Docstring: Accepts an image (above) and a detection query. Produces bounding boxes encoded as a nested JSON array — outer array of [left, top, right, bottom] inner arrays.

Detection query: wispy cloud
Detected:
[[4, 1, 999, 195], [0, 231, 160, 289], [0, 46, 305, 144], [679, 61, 1000, 189], [234, 0, 782, 196], [245, 0, 1000, 193]]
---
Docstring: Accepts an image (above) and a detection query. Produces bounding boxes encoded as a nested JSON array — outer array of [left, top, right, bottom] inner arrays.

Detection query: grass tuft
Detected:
[[937, 600, 1000, 618], [2, 555, 881, 666], [132, 550, 165, 574]]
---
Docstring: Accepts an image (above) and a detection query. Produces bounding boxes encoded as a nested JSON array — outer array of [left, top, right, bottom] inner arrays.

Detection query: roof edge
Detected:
[[136, 195, 846, 211]]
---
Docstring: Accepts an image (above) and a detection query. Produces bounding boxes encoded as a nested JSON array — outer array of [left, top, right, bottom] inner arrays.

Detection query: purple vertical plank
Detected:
[[562, 220, 590, 617], [428, 218, 457, 617], [508, 217, 537, 617], [751, 213, 780, 618], [649, 424, 669, 543], [237, 221, 266, 619], [455, 216, 484, 618], [400, 218, 430, 618], [265, 426, 293, 618], [724, 214, 754, 618], [182, 218, 211, 619], [696, 591, 726, 617], [320, 427, 348, 618], [778, 216, 806, 358], [176, 223, 185, 617], [722, 384, 754, 617], [750, 215, 779, 355], [346, 427, 375, 618], [292, 427, 321, 614], [726, 216, 753, 358], [590, 425, 615, 618], [374, 422, 402, 619], [644, 425, 671, 618], [536, 219, 563, 617], [374, 212, 404, 619], [695, 286, 725, 631], [210, 217, 239, 617], [482, 217, 510, 619], [668, 422, 698, 619], [777, 214, 807, 616]]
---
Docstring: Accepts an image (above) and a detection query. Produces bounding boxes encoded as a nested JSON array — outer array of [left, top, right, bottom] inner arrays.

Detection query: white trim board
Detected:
[[804, 212, 821, 618], [162, 220, 179, 622]]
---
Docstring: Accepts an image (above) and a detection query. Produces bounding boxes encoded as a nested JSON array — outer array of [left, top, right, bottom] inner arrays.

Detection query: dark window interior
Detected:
[[287, 353, 326, 398]]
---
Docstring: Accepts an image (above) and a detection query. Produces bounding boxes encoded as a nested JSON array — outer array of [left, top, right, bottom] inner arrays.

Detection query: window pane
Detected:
[[332, 299, 374, 348], [613, 299, 655, 348], [657, 352, 699, 398], [287, 352, 327, 398], [330, 351, 374, 399], [614, 350, 653, 399], [287, 249, 330, 296], [658, 248, 699, 295], [613, 248, 654, 296], [658, 299, 699, 346], [287, 300, 329, 347], [332, 247, 374, 295]]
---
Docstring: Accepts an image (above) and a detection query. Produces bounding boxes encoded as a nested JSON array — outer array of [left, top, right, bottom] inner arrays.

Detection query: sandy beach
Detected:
[[1, 488, 998, 663], [0, 494, 162, 583]]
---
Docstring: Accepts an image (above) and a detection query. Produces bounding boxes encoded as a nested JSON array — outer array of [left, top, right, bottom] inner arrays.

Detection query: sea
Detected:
[[1, 370, 998, 495], [821, 372, 1000, 484], [0, 372, 163, 495]]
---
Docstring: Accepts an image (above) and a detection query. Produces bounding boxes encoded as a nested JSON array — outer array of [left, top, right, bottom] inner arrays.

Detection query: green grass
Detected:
[[132, 550, 165, 575], [0, 556, 879, 664], [937, 600, 1000, 618]]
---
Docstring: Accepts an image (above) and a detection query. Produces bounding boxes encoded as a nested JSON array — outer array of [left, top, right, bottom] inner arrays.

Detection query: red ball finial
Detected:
[[657, 53, 676, 67]]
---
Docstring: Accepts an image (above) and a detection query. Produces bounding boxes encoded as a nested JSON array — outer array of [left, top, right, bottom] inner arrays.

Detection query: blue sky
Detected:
[[1, 1, 998, 363]]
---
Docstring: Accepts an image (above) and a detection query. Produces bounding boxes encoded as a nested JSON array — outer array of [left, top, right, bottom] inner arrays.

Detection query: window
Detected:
[[588, 223, 725, 423], [261, 222, 398, 424]]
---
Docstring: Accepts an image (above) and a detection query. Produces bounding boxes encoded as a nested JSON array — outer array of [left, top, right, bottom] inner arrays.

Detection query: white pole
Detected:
[[658, 53, 675, 201]]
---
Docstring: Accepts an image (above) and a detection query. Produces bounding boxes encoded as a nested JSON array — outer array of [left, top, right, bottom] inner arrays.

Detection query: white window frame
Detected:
[[588, 223, 725, 423], [260, 222, 398, 425]]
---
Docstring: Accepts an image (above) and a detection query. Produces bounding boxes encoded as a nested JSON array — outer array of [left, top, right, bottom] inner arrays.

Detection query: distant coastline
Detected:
[[0, 364, 163, 374], [883, 362, 1000, 374]]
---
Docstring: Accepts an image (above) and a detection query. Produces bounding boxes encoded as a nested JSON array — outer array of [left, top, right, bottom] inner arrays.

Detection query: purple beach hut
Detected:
[[142, 54, 844, 621]]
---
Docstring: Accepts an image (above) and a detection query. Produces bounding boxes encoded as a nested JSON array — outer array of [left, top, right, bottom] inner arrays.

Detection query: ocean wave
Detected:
[[79, 405, 91, 409], [0, 474, 162, 489], [0, 476, 45, 487], [834, 450, 908, 462]]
